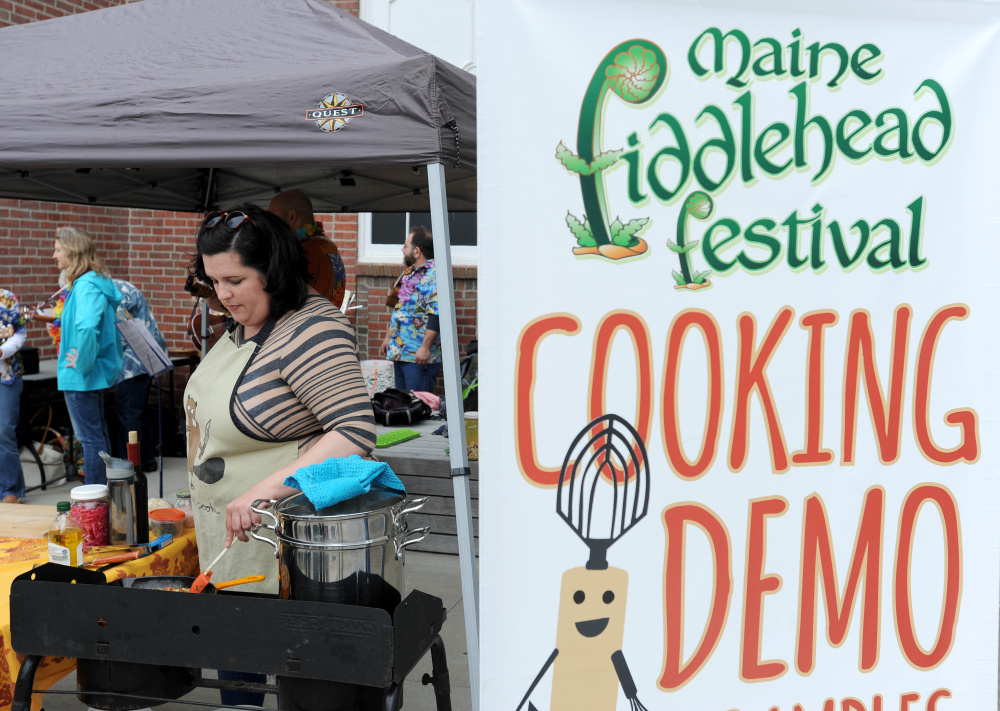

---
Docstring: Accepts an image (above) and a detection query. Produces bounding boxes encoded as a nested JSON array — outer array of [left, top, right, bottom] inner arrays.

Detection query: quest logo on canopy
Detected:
[[305, 92, 365, 132]]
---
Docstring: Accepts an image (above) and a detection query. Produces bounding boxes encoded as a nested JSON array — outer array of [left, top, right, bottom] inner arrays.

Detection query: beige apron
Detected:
[[184, 329, 297, 594]]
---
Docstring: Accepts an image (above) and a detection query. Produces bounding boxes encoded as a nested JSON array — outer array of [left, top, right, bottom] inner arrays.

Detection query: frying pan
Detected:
[[118, 575, 266, 593], [120, 575, 217, 593]]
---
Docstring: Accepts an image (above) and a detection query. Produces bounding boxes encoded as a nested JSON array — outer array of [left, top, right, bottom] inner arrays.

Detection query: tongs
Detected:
[[190, 544, 230, 593]]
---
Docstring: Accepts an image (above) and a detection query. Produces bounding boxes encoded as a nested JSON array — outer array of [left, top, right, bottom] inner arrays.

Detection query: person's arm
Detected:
[[224, 429, 367, 544], [224, 309, 376, 544], [414, 327, 438, 364], [414, 286, 440, 365], [0, 329, 25, 361]]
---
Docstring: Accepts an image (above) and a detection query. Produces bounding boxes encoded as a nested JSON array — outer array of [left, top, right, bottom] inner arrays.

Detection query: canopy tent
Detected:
[[0, 1, 480, 707], [0, 0, 476, 213]]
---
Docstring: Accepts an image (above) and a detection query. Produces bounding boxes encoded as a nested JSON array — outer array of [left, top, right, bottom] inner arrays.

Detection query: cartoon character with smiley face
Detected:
[[516, 415, 651, 711]]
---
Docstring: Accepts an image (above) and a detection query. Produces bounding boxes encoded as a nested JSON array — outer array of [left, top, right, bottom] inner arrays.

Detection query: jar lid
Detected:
[[71, 484, 108, 501], [464, 412, 479, 419], [149, 508, 185, 522], [175, 489, 191, 499]]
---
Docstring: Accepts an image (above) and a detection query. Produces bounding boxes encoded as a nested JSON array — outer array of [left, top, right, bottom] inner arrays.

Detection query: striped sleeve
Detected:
[[234, 297, 376, 452]]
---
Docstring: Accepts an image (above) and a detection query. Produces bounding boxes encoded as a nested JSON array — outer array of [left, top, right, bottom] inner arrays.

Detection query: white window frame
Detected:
[[358, 212, 478, 266]]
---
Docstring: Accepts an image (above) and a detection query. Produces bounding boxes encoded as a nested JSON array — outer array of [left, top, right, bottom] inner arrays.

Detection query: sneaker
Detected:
[[141, 461, 159, 473]]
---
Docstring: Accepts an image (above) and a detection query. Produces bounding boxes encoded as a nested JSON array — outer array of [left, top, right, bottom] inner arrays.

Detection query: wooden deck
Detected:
[[375, 418, 478, 555]]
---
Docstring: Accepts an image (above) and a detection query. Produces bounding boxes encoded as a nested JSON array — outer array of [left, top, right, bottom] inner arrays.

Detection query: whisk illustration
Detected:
[[517, 414, 651, 711]]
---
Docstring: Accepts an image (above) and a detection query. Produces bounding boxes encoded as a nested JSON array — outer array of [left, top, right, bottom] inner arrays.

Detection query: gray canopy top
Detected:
[[0, 0, 476, 213]]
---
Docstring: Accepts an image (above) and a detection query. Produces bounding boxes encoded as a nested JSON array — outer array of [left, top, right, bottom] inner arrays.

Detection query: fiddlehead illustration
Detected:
[[557, 40, 667, 261]]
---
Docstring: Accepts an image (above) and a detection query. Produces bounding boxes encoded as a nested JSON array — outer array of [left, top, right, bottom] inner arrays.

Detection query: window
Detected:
[[359, 212, 477, 264]]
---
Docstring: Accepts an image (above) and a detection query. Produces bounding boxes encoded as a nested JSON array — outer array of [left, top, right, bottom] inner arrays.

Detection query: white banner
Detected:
[[478, 1, 1000, 710]]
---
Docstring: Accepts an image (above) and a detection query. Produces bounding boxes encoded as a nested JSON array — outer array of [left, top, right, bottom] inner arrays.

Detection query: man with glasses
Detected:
[[381, 226, 441, 393]]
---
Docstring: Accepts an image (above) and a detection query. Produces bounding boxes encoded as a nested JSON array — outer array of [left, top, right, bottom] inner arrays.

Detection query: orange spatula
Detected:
[[190, 544, 230, 593]]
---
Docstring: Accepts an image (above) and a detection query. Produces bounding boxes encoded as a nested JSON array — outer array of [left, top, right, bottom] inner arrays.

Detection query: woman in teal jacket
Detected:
[[54, 227, 123, 485]]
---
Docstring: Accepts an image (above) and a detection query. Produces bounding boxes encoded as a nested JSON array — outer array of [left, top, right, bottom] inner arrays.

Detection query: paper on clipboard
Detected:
[[116, 318, 172, 376]]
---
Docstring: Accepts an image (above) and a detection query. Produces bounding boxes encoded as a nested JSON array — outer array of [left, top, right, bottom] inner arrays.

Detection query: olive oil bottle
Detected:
[[47, 501, 83, 567]]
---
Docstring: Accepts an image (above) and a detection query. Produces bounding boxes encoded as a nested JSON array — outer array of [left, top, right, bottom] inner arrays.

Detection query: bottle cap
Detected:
[[71, 485, 108, 501], [56, 501, 70, 512], [175, 489, 191, 499], [99, 450, 134, 479]]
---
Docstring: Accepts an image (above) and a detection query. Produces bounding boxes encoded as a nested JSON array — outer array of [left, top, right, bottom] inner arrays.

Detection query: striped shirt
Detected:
[[231, 295, 376, 453]]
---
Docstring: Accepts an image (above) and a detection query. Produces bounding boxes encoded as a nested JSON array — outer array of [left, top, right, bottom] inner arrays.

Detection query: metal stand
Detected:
[[427, 161, 480, 711]]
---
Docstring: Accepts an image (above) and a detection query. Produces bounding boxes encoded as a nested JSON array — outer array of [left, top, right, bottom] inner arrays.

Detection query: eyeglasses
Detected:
[[203, 211, 256, 230]]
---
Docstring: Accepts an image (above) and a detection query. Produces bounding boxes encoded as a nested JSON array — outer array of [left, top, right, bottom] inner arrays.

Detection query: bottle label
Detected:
[[48, 541, 70, 565], [48, 540, 82, 567]]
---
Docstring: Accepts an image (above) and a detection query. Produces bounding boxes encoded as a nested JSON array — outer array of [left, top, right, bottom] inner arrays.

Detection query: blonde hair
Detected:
[[56, 226, 108, 283]]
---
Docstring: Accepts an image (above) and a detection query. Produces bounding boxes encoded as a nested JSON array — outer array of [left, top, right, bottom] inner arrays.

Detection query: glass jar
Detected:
[[149, 508, 185, 539], [174, 490, 194, 528], [464, 412, 479, 461], [70, 484, 109, 549]]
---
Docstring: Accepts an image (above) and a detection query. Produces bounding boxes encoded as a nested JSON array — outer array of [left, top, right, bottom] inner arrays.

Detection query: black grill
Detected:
[[10, 563, 451, 711]]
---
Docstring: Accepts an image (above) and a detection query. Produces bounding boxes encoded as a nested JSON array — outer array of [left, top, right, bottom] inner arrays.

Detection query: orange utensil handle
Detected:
[[213, 575, 266, 590], [89, 551, 142, 566]]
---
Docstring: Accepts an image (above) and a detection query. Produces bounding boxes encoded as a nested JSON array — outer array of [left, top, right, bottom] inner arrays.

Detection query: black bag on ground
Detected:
[[372, 388, 432, 426]]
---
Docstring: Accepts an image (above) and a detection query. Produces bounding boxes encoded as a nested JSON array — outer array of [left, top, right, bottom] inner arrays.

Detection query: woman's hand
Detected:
[[64, 347, 78, 369], [225, 486, 268, 545]]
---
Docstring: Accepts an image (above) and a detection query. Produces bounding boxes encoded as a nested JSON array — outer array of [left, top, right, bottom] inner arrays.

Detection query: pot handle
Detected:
[[393, 496, 429, 528], [249, 499, 279, 559], [249, 524, 279, 559], [394, 526, 430, 559], [250, 499, 279, 531]]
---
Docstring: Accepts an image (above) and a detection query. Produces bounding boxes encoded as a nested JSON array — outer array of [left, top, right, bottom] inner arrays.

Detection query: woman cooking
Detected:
[[185, 204, 376, 597]]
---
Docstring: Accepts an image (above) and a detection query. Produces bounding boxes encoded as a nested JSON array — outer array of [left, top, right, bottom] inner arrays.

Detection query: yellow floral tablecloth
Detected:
[[0, 529, 200, 711]]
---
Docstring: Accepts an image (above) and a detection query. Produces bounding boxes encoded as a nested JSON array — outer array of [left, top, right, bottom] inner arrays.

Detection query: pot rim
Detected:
[[274, 527, 406, 550], [271, 490, 408, 523]]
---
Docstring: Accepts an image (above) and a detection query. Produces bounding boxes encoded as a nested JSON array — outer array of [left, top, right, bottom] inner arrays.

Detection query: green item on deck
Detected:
[[376, 428, 422, 448]]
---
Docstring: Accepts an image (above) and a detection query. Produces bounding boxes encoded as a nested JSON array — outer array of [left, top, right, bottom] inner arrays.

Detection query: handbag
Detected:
[[371, 388, 432, 427]]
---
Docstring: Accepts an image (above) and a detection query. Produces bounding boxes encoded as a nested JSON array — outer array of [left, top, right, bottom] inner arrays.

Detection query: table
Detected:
[[375, 418, 478, 555], [0, 510, 200, 711]]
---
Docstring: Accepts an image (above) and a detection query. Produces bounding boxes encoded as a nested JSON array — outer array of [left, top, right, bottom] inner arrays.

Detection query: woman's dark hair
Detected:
[[189, 203, 309, 320]]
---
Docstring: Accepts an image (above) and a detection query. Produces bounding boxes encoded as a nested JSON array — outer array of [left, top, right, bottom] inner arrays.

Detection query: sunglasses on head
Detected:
[[203, 211, 256, 230]]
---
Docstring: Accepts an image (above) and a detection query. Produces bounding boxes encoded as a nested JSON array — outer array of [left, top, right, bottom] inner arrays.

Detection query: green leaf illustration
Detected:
[[567, 212, 596, 247], [692, 270, 712, 284], [671, 270, 686, 286], [556, 141, 622, 176], [606, 46, 662, 103]]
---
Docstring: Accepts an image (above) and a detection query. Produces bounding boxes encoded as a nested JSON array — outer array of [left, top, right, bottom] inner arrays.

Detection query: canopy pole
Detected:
[[427, 162, 480, 711]]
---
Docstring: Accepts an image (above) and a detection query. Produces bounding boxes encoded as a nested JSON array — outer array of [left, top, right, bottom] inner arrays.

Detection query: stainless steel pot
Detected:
[[249, 489, 429, 610]]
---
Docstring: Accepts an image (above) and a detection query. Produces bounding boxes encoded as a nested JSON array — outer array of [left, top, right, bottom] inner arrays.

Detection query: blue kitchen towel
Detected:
[[284, 455, 405, 510]]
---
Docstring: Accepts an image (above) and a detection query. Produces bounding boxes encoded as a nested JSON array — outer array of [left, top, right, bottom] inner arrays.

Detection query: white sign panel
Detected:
[[478, 1, 1000, 710]]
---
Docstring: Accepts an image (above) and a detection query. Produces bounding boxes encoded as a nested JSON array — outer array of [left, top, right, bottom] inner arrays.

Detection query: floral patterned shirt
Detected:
[[113, 279, 168, 381], [386, 260, 441, 363], [0, 289, 26, 384]]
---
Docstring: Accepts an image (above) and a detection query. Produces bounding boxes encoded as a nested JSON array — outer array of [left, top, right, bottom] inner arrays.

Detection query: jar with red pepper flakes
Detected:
[[70, 484, 110, 549]]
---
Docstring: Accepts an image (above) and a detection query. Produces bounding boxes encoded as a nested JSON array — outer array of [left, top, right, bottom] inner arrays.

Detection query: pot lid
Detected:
[[274, 487, 406, 519]]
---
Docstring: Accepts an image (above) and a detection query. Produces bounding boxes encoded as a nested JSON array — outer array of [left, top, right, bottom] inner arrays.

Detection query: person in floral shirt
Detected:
[[380, 226, 441, 392], [0, 288, 27, 503]]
